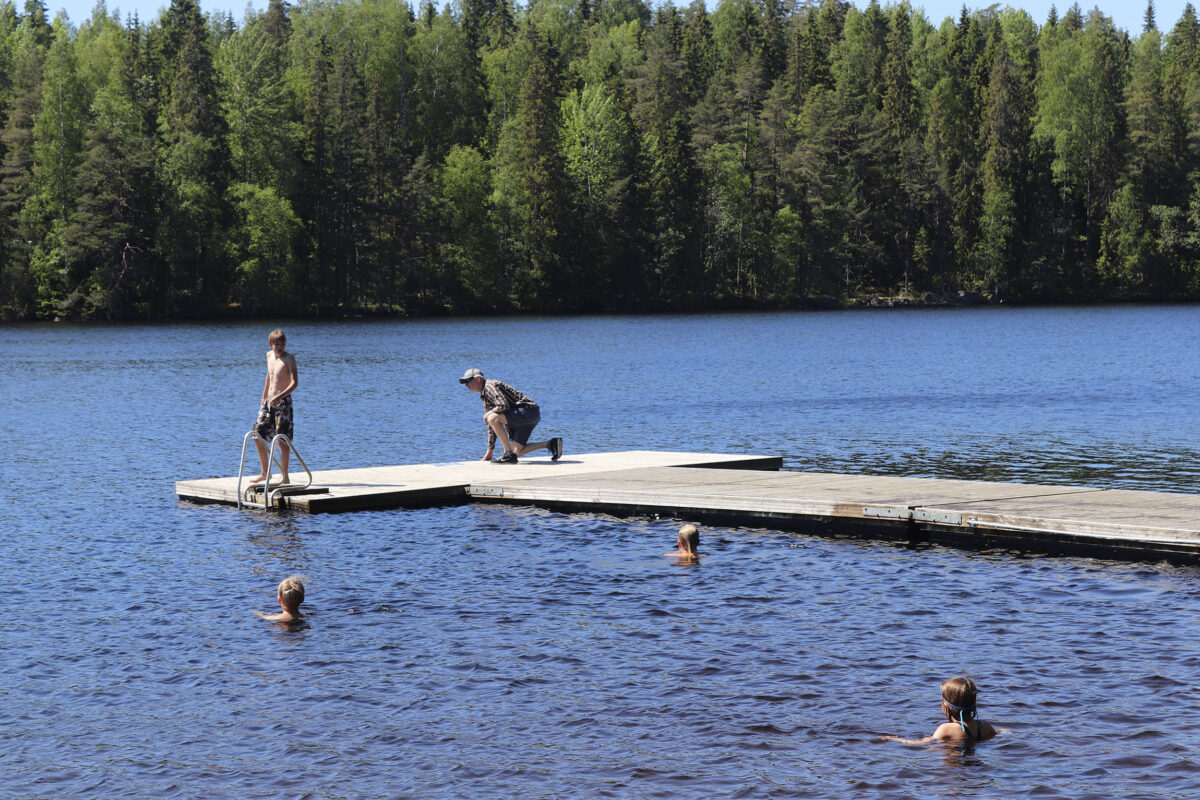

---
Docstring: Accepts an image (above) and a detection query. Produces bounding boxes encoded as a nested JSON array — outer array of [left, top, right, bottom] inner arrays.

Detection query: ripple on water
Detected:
[[7, 312, 1200, 797]]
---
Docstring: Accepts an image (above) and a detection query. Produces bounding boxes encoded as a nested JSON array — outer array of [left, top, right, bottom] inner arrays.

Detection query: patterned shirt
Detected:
[[480, 379, 538, 449]]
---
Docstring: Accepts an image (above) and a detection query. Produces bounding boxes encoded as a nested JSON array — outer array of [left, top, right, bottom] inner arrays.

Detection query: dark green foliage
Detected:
[[7, 1, 1200, 319], [493, 22, 575, 308], [156, 0, 232, 315], [0, 23, 43, 317]]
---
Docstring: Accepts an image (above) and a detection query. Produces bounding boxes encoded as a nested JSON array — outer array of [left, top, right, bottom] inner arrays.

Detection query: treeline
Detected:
[[2, 0, 1200, 319]]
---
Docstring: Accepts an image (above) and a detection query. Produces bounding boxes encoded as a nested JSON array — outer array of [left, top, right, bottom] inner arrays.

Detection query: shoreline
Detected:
[[12, 293, 1200, 325]]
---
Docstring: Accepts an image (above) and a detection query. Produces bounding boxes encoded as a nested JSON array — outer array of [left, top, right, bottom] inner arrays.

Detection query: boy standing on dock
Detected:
[[459, 368, 562, 464], [248, 329, 299, 485]]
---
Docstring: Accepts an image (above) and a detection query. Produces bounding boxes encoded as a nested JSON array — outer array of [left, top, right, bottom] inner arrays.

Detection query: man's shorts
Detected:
[[254, 396, 294, 442], [504, 405, 540, 446]]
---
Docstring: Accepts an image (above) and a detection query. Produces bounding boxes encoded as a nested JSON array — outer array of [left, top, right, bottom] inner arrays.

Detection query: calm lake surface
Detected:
[[2, 306, 1200, 798]]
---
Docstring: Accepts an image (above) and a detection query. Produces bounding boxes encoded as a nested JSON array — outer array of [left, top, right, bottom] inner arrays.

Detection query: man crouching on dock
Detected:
[[459, 368, 562, 464]]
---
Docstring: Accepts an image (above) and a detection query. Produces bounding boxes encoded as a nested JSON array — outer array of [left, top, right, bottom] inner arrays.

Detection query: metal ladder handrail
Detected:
[[236, 431, 313, 510]]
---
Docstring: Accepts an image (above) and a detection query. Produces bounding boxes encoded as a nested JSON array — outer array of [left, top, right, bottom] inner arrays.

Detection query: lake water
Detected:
[[2, 306, 1199, 798]]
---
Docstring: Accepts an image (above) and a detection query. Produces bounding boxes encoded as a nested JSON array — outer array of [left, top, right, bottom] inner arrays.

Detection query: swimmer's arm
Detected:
[[254, 609, 284, 621], [879, 734, 937, 744]]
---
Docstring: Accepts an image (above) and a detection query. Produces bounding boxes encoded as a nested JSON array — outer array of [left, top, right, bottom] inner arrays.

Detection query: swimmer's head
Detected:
[[277, 577, 305, 612], [678, 524, 699, 553], [940, 676, 978, 722], [268, 329, 286, 347]]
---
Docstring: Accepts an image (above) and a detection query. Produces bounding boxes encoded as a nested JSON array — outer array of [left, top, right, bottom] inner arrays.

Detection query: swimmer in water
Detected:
[[881, 676, 998, 744], [254, 576, 305, 622], [665, 523, 700, 562]]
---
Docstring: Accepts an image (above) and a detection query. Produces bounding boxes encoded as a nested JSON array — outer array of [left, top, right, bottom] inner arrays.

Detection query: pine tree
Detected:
[[261, 0, 290, 50], [758, 0, 786, 85], [299, 33, 335, 311], [64, 22, 159, 319], [156, 0, 232, 314], [977, 32, 1034, 295], [218, 3, 295, 187], [20, 0, 49, 48], [23, 21, 87, 311], [881, 2, 917, 143], [329, 42, 369, 309], [491, 22, 573, 308], [1165, 3, 1200, 185], [411, 5, 486, 161], [1126, 27, 1173, 209], [0, 3, 19, 134], [1036, 10, 1127, 286], [0, 24, 44, 316], [643, 110, 701, 305], [680, 1, 715, 105]]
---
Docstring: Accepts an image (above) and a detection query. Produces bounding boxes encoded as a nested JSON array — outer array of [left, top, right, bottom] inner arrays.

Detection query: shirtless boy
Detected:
[[665, 523, 701, 562], [248, 329, 298, 484], [254, 577, 305, 622]]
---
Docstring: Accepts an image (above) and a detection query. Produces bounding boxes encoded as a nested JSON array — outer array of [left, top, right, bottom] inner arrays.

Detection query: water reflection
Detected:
[[5, 309, 1200, 797]]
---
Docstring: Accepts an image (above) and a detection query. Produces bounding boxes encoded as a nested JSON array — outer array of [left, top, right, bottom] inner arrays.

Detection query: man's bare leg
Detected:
[[248, 438, 270, 483], [278, 439, 291, 484], [512, 439, 551, 456], [485, 412, 514, 454]]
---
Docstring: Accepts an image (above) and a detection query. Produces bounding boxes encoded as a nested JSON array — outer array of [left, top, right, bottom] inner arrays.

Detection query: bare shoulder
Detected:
[[933, 720, 1000, 743], [933, 722, 963, 742]]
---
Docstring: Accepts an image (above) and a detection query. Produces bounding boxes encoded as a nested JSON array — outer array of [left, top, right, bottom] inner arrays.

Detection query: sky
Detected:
[[38, 0, 1193, 41]]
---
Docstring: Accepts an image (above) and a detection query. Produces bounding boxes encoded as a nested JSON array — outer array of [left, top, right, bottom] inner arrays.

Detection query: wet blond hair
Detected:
[[678, 524, 699, 553], [268, 329, 286, 346], [277, 577, 305, 611], [940, 676, 979, 723]]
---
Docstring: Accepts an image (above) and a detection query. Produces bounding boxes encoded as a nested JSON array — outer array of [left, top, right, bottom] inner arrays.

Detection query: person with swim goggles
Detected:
[[881, 675, 1000, 744]]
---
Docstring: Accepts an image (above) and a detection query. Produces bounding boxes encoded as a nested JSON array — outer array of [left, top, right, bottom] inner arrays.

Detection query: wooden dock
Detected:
[[176, 450, 1200, 561], [174, 450, 782, 513], [470, 467, 1200, 561]]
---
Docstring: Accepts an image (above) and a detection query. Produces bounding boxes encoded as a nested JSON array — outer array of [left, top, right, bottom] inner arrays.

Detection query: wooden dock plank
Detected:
[[178, 448, 1200, 560], [921, 489, 1200, 543], [470, 468, 1097, 515], [468, 468, 1200, 560], [175, 451, 783, 512]]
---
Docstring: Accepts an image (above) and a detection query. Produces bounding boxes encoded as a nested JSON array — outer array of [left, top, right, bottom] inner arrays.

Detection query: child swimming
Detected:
[[882, 676, 998, 744], [664, 523, 700, 562], [254, 576, 306, 622]]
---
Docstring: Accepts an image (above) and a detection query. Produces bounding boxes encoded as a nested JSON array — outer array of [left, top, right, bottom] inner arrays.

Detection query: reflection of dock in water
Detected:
[[177, 451, 1200, 562]]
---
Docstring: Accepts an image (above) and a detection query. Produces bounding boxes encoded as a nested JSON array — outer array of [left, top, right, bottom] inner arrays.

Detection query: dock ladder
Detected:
[[236, 432, 313, 510]]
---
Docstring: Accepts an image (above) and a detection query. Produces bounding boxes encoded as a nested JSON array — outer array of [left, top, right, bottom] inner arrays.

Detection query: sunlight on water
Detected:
[[2, 306, 1200, 797]]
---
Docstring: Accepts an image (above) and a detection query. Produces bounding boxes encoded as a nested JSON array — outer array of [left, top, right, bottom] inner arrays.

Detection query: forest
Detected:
[[1, 0, 1199, 319]]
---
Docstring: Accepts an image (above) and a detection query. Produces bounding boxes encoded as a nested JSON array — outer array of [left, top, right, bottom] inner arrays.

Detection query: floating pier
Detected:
[[174, 450, 782, 513], [176, 450, 1200, 561]]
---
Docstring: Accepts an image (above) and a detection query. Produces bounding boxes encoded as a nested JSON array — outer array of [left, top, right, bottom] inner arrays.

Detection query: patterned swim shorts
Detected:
[[254, 395, 294, 442]]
